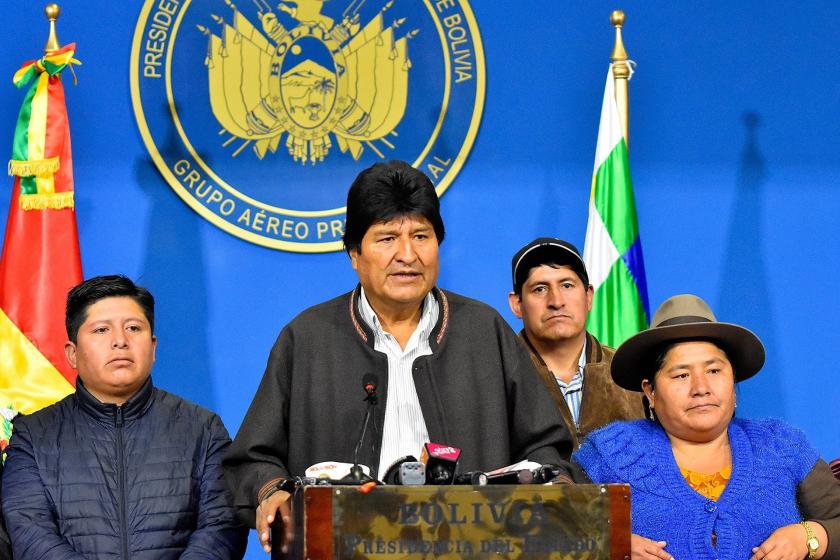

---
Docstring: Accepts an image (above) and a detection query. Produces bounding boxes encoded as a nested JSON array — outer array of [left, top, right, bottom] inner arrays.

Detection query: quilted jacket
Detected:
[[2, 377, 246, 559]]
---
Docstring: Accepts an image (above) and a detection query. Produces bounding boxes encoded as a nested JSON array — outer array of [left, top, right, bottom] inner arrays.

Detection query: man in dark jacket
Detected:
[[509, 237, 644, 447], [224, 161, 577, 555], [2, 275, 247, 559], [0, 463, 10, 560]]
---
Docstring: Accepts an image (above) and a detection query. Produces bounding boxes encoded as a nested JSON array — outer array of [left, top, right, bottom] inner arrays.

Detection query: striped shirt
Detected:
[[357, 288, 438, 480], [553, 340, 587, 428]]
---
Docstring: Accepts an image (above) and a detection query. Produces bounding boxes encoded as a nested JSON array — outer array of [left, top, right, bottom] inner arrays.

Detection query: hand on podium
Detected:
[[257, 490, 294, 554]]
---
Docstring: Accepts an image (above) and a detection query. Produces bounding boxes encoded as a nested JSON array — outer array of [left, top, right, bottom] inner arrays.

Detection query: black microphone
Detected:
[[420, 443, 461, 485], [530, 464, 565, 484], [346, 374, 378, 483], [485, 469, 534, 485], [453, 471, 488, 485]]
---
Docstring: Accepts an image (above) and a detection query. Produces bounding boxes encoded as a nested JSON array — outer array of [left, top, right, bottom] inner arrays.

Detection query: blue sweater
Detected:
[[574, 418, 819, 560]]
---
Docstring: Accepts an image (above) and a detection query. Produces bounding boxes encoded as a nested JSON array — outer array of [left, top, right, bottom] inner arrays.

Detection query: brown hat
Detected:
[[611, 294, 765, 391]]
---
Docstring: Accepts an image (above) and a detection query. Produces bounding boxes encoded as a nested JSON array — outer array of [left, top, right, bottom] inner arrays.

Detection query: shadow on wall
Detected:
[[133, 101, 217, 411], [717, 111, 782, 418]]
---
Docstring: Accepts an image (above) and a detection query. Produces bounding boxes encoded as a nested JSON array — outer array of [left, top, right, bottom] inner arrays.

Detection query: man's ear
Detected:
[[64, 341, 78, 369], [349, 248, 359, 271], [508, 292, 523, 319]]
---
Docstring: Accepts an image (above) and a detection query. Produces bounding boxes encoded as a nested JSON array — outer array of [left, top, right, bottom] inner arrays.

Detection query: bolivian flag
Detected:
[[0, 44, 82, 448], [582, 64, 649, 348]]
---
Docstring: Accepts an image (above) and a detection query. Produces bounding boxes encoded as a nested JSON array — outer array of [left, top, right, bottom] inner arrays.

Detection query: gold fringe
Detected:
[[18, 192, 74, 211], [8, 157, 60, 178]]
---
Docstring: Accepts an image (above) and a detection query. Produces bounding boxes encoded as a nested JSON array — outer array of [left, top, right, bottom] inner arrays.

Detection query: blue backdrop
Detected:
[[1, 2, 838, 556]]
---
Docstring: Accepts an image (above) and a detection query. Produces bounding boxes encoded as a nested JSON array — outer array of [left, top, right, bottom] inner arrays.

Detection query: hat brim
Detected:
[[611, 321, 766, 391]]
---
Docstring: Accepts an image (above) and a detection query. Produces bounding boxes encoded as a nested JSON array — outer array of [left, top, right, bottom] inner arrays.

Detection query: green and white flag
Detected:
[[582, 64, 650, 348]]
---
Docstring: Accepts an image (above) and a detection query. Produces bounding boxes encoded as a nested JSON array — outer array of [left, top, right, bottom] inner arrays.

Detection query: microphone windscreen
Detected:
[[362, 373, 378, 395]]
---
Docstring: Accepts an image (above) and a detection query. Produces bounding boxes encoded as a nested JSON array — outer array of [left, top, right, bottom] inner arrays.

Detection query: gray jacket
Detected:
[[224, 287, 576, 524]]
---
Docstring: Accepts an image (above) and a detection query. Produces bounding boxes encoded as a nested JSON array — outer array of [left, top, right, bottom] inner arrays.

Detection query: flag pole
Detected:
[[0, 2, 82, 425], [45, 4, 62, 54], [583, 10, 649, 347], [610, 10, 630, 149]]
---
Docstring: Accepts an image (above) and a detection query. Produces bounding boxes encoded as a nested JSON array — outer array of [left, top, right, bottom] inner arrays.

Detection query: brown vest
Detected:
[[519, 331, 645, 448]]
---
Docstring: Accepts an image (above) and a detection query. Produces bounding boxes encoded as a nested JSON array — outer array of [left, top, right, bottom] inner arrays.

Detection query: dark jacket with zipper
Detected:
[[223, 287, 577, 525], [2, 377, 247, 560]]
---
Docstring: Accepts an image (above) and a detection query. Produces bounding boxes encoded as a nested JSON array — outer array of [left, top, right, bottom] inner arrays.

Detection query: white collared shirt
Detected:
[[357, 288, 438, 479]]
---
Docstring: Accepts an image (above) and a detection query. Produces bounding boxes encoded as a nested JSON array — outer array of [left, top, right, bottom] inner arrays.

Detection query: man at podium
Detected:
[[224, 161, 577, 554]]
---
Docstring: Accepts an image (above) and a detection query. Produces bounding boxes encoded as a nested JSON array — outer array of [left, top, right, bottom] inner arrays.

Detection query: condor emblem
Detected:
[[131, 0, 485, 252]]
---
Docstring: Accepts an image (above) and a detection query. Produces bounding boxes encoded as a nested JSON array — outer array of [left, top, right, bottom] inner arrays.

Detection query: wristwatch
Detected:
[[258, 477, 299, 504], [802, 521, 820, 560]]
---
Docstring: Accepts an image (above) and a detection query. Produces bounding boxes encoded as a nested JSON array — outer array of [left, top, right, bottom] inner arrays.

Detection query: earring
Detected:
[[648, 406, 656, 421]]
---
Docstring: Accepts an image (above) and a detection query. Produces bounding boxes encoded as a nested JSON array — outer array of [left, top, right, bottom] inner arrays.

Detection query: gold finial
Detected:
[[610, 10, 630, 147], [45, 3, 61, 54], [610, 10, 628, 64]]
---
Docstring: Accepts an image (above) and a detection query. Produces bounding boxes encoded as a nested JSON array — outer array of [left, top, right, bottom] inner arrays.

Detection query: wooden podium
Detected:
[[273, 484, 630, 559]]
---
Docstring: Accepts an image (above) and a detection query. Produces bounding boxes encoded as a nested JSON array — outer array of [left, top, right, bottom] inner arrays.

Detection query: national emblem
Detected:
[[131, 0, 484, 251], [198, 0, 413, 164]]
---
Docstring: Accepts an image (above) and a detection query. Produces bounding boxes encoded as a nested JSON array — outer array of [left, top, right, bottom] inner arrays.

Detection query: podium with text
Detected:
[[273, 484, 630, 559]]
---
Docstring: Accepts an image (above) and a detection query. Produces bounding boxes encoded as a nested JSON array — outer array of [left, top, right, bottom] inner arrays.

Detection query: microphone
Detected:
[[485, 469, 534, 485], [363, 376, 377, 401], [420, 442, 461, 485], [453, 471, 489, 485], [530, 464, 565, 484], [382, 455, 425, 485], [361, 372, 378, 403], [346, 374, 378, 483], [399, 462, 426, 485], [305, 461, 369, 481]]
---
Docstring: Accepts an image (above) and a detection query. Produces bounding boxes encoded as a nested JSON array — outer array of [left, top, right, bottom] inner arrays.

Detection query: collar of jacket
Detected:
[[75, 376, 155, 422], [520, 330, 604, 367], [348, 285, 450, 350]]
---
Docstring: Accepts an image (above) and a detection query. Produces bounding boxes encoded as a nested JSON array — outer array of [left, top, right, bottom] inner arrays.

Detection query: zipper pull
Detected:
[[115, 405, 124, 428]]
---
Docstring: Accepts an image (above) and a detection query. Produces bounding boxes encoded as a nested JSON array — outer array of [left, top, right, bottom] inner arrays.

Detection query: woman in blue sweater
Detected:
[[574, 294, 840, 560]]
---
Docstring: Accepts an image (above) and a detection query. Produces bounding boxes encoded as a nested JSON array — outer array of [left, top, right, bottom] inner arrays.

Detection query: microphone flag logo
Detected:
[[424, 442, 460, 461]]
